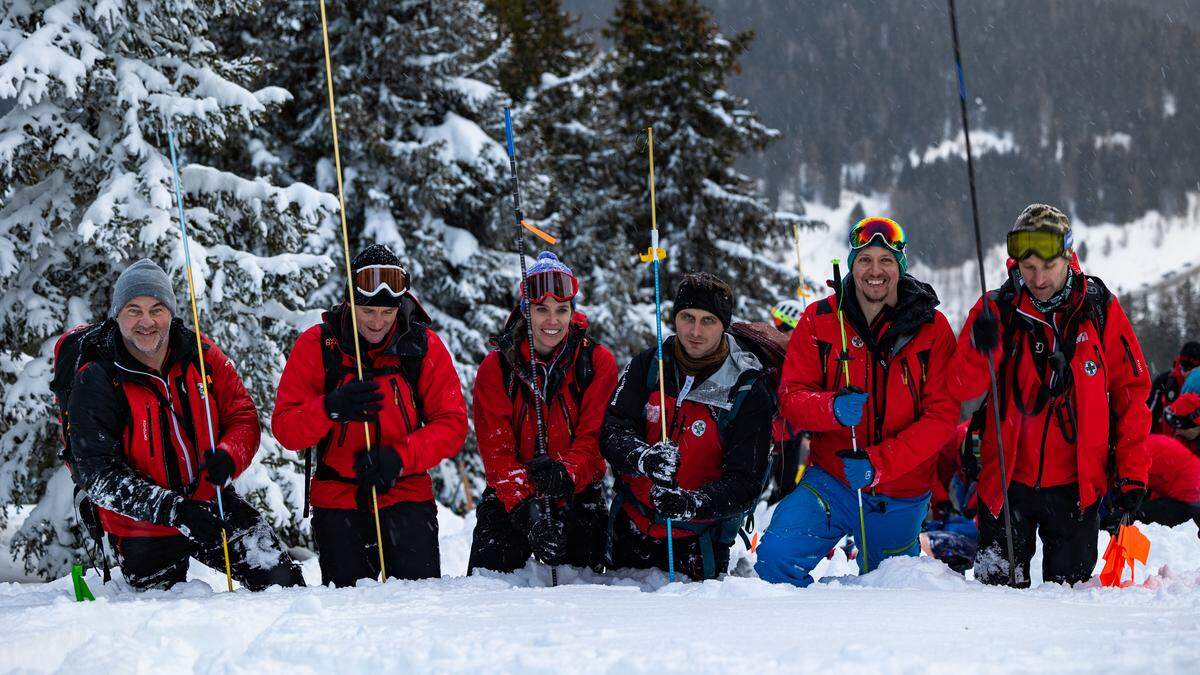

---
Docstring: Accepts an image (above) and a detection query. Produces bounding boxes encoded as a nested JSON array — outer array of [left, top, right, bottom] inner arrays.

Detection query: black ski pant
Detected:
[[467, 485, 607, 574], [975, 481, 1098, 588], [111, 491, 304, 591], [609, 508, 731, 581], [312, 499, 439, 587]]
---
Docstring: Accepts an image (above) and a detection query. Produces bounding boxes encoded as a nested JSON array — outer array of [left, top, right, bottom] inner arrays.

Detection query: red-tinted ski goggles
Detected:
[[1007, 229, 1073, 261], [520, 270, 578, 304], [1165, 394, 1200, 430], [850, 217, 907, 253], [354, 265, 408, 297]]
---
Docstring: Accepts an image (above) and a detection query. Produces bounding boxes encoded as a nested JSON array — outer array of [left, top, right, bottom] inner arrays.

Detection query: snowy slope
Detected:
[[1, 504, 1198, 674]]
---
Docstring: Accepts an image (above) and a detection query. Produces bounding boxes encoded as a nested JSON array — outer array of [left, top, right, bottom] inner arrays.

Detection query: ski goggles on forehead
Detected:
[[850, 217, 907, 252], [354, 265, 408, 297], [521, 270, 579, 304], [1007, 229, 1073, 261]]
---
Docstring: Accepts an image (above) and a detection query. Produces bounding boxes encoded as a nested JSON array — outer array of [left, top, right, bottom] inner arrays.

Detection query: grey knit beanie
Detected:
[[109, 259, 178, 318]]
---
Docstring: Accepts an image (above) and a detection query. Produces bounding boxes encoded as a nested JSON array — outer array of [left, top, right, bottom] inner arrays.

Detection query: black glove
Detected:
[[1115, 486, 1147, 523], [325, 380, 383, 422], [636, 440, 680, 488], [650, 485, 702, 520], [526, 455, 574, 500], [511, 498, 569, 565], [971, 308, 1000, 354], [353, 445, 404, 510], [170, 499, 228, 545], [200, 448, 236, 488]]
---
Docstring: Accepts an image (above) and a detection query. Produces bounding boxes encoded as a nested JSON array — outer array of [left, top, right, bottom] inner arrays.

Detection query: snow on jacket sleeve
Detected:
[[204, 341, 260, 476], [601, 349, 655, 475], [396, 328, 468, 475], [1102, 297, 1152, 487], [693, 375, 774, 520], [557, 344, 618, 494], [70, 363, 181, 526], [271, 327, 336, 452], [866, 313, 959, 484], [472, 352, 532, 511], [779, 303, 840, 432]]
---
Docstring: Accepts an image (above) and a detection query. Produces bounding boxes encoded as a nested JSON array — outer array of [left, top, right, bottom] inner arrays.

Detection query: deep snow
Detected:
[[2, 503, 1199, 674]]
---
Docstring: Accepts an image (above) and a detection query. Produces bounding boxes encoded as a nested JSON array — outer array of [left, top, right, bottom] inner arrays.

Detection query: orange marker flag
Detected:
[[1099, 523, 1151, 588]]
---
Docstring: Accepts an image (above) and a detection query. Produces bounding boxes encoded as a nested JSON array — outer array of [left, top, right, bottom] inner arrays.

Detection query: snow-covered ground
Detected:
[[2, 503, 1198, 674]]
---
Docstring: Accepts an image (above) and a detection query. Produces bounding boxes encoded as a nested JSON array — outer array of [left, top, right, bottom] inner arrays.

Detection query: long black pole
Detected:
[[947, 0, 1018, 586], [504, 107, 557, 588]]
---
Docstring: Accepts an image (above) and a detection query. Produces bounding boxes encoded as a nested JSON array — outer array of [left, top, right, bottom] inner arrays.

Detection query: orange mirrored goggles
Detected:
[[520, 270, 578, 304], [354, 265, 408, 297], [850, 217, 907, 253]]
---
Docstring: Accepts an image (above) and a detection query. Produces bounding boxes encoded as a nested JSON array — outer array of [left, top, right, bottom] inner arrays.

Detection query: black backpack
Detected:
[[50, 322, 116, 581]]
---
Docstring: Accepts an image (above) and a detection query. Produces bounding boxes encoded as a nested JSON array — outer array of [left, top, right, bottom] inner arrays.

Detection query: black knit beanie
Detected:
[[672, 272, 734, 329]]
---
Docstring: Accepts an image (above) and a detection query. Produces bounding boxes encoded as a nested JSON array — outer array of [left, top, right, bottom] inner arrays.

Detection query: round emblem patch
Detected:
[[1084, 360, 1098, 377], [691, 420, 707, 437], [851, 336, 864, 349], [1034, 342, 1045, 354]]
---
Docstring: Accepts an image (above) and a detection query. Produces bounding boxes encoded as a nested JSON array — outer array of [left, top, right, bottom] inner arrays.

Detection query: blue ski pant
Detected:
[[755, 465, 930, 587]]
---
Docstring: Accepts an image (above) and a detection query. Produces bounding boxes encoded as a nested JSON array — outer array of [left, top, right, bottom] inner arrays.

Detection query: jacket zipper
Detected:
[[391, 378, 413, 434], [558, 395, 576, 443], [900, 359, 921, 420], [145, 403, 155, 457]]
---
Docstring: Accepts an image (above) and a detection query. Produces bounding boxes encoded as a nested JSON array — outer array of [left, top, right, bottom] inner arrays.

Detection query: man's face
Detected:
[[355, 305, 398, 344], [117, 296, 172, 358], [674, 308, 725, 360], [1017, 255, 1070, 303], [852, 247, 900, 305], [530, 297, 572, 355]]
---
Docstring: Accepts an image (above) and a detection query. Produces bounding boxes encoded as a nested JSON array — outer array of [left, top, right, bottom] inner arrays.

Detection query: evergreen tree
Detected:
[[0, 1, 335, 577], [489, 0, 647, 358], [604, 0, 796, 319]]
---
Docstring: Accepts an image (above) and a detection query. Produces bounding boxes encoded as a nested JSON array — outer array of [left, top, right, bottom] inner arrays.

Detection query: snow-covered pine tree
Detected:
[[0, 1, 335, 578], [604, 0, 803, 320], [490, 0, 649, 360], [217, 1, 519, 512]]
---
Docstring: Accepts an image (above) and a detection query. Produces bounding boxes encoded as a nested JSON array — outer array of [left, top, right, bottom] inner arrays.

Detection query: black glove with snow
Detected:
[[510, 498, 569, 565], [170, 499, 228, 546], [526, 455, 574, 501], [354, 445, 404, 510], [971, 308, 1000, 355], [325, 380, 383, 422], [650, 485, 702, 521], [637, 440, 680, 488], [1115, 486, 1147, 523], [200, 448, 236, 488]]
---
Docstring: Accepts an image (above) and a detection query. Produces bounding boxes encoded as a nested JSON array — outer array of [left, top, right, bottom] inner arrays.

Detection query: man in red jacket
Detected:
[[755, 217, 958, 587], [468, 253, 617, 574], [70, 259, 303, 590], [1148, 341, 1200, 435], [273, 245, 468, 587], [602, 272, 775, 580], [951, 204, 1151, 587]]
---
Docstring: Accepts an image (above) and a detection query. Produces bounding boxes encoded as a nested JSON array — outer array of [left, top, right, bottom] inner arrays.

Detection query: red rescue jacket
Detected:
[[68, 320, 260, 538], [601, 335, 775, 539], [779, 276, 959, 498], [272, 300, 468, 510], [1145, 434, 1200, 503], [472, 312, 616, 511], [947, 257, 1151, 516]]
